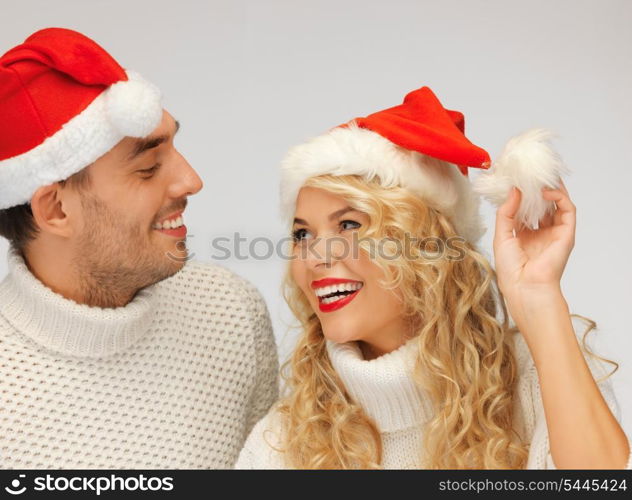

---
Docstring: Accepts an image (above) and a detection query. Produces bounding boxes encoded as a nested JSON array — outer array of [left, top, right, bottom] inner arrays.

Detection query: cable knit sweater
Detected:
[[235, 317, 632, 469], [0, 245, 279, 469]]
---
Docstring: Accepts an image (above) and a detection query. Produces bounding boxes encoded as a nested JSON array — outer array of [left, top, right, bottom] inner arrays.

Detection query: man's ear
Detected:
[[29, 183, 74, 238]]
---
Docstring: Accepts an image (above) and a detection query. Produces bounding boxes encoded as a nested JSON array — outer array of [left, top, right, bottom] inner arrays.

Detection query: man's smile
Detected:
[[152, 211, 186, 237]]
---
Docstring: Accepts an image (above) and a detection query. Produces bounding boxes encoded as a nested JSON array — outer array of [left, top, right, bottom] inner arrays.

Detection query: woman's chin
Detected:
[[321, 328, 360, 345]]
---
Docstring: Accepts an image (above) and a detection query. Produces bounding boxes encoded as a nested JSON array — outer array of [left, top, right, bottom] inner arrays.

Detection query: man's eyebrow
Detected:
[[127, 120, 180, 161], [293, 206, 356, 226]]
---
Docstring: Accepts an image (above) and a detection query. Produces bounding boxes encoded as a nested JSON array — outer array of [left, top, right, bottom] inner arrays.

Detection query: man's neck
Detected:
[[22, 243, 137, 308]]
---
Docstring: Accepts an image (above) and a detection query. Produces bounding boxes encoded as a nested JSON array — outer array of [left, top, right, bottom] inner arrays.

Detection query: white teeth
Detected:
[[321, 291, 357, 304], [315, 282, 363, 298], [153, 215, 184, 230]]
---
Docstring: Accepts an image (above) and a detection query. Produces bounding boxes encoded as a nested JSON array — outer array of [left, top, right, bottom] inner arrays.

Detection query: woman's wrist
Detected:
[[502, 284, 569, 335]]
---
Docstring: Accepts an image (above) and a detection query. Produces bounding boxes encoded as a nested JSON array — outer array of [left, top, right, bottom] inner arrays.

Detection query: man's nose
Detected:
[[169, 151, 203, 197]]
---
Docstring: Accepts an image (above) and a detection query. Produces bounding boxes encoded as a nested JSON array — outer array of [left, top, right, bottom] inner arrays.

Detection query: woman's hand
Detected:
[[492, 182, 632, 469], [493, 179, 576, 297]]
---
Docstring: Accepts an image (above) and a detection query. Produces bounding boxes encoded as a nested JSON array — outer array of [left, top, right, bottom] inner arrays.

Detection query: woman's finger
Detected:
[[540, 178, 569, 225], [542, 188, 576, 239], [542, 188, 575, 218], [557, 177, 569, 196], [494, 186, 521, 247], [538, 205, 555, 229]]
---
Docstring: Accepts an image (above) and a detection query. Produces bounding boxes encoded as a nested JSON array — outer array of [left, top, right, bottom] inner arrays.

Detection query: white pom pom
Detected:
[[105, 71, 163, 137], [472, 128, 570, 229]]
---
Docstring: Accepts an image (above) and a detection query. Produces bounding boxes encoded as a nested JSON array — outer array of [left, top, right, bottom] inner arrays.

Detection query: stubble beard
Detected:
[[73, 194, 185, 307]]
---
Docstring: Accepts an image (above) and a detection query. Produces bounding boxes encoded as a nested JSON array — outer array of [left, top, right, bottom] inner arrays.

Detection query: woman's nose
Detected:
[[305, 234, 348, 269]]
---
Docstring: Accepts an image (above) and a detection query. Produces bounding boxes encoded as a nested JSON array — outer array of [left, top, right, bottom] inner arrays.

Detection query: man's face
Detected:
[[64, 110, 203, 294]]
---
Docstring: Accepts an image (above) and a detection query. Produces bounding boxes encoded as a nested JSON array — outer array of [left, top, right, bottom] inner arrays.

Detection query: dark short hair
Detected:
[[0, 167, 92, 252]]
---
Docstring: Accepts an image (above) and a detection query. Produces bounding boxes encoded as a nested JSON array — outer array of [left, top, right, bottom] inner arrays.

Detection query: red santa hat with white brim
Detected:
[[0, 27, 163, 210], [279, 86, 568, 244]]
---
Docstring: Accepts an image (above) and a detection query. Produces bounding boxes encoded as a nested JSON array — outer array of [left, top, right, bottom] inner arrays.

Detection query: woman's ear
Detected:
[[29, 183, 74, 238]]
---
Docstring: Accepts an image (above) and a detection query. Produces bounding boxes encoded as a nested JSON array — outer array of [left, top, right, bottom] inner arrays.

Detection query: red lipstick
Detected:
[[311, 277, 363, 289], [311, 277, 364, 313]]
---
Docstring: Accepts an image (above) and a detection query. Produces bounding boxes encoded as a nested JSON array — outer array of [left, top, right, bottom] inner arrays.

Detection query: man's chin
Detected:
[[163, 241, 189, 263], [141, 254, 186, 289], [139, 236, 190, 286], [161, 242, 189, 272]]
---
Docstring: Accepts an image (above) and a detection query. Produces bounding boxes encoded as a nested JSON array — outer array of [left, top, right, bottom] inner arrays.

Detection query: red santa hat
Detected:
[[0, 27, 163, 210], [279, 86, 567, 243]]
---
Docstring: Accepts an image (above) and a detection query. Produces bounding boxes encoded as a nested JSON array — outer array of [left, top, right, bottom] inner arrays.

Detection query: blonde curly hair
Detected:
[[276, 173, 616, 469]]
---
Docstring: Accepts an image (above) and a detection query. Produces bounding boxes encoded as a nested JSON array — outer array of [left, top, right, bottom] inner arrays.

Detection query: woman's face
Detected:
[[290, 186, 411, 359]]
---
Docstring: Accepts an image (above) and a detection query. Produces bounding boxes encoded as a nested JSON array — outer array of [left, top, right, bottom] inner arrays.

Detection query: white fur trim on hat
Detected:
[[0, 71, 162, 210], [472, 129, 569, 230], [279, 122, 487, 243]]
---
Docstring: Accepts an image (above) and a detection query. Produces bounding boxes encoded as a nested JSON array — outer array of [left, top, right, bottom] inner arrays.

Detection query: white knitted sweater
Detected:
[[236, 317, 632, 469], [0, 245, 279, 469]]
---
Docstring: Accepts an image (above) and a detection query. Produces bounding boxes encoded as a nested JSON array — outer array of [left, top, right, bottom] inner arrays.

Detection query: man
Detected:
[[0, 28, 278, 468]]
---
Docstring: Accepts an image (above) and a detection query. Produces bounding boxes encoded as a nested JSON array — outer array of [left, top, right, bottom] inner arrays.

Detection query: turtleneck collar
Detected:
[[326, 337, 433, 433], [0, 245, 160, 358]]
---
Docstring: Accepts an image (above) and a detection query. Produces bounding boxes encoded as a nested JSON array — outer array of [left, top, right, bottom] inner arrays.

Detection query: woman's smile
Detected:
[[311, 277, 364, 313]]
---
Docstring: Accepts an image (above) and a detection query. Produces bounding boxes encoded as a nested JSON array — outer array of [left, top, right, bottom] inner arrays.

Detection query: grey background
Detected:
[[1, 0, 630, 438]]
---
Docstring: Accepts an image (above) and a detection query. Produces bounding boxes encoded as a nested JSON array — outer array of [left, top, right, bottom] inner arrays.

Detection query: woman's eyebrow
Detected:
[[293, 206, 357, 226]]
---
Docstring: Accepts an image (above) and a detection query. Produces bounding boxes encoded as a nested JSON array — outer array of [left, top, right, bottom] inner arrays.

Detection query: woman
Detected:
[[236, 87, 632, 469]]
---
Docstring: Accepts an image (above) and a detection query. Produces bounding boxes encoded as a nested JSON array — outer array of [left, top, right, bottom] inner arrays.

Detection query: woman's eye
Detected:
[[138, 163, 161, 177], [292, 228, 311, 242], [340, 219, 361, 231]]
